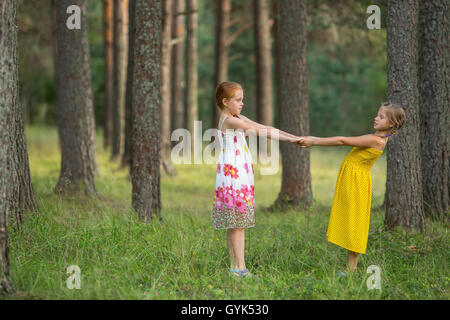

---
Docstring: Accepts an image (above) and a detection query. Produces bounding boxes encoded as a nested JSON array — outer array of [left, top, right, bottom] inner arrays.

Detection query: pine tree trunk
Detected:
[[8, 94, 38, 231], [6, 0, 38, 231], [212, 0, 230, 129], [111, 0, 128, 160], [273, 0, 281, 128], [52, 0, 58, 100], [161, 0, 176, 176], [170, 0, 185, 133], [385, 0, 424, 230], [121, 0, 136, 170], [54, 0, 98, 195], [274, 0, 312, 209], [418, 0, 449, 221], [131, 0, 162, 222], [0, 0, 17, 294], [186, 0, 199, 142], [253, 0, 273, 127], [103, 0, 114, 150]]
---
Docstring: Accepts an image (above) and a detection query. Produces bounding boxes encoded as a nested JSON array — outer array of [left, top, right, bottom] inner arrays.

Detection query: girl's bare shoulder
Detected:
[[368, 134, 388, 151], [222, 115, 248, 131]]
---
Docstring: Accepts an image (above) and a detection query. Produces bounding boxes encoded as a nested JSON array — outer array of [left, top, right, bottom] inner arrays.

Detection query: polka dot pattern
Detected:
[[326, 147, 383, 254]]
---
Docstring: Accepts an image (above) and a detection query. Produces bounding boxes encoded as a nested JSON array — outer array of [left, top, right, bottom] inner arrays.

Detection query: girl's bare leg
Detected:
[[230, 228, 246, 270], [227, 229, 236, 269], [347, 250, 359, 271]]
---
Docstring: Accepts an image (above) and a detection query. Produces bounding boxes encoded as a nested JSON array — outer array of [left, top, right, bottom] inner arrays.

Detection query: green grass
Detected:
[[3, 125, 448, 299]]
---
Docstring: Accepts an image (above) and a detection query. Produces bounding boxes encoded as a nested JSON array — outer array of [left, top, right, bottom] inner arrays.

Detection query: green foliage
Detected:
[[196, 0, 215, 127], [5, 126, 448, 299], [19, 0, 388, 136], [18, 0, 55, 125], [308, 43, 387, 136]]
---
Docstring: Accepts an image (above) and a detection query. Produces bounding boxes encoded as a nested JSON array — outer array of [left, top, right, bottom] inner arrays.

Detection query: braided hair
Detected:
[[380, 102, 406, 136]]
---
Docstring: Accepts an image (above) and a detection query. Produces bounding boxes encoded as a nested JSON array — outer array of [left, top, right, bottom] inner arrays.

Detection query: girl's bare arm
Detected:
[[224, 116, 300, 143], [301, 134, 383, 149], [237, 114, 298, 140]]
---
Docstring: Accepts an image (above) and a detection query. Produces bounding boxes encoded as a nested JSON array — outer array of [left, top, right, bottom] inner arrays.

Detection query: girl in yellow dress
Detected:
[[299, 103, 405, 271]]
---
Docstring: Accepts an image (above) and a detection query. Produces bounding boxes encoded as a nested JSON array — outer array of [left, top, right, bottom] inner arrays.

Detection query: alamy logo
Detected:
[[66, 265, 81, 289], [66, 5, 81, 30], [366, 5, 381, 30], [366, 265, 381, 290], [170, 121, 281, 175]]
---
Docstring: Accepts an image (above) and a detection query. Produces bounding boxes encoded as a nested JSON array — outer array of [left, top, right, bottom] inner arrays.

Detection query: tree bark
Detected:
[[170, 0, 185, 133], [111, 0, 128, 160], [0, 0, 16, 294], [54, 0, 98, 195], [131, 0, 162, 222], [212, 0, 231, 129], [273, 0, 312, 209], [103, 0, 114, 150], [161, 0, 176, 176], [8, 0, 39, 230], [186, 0, 199, 143], [418, 0, 449, 222], [385, 0, 424, 230], [121, 0, 136, 170], [253, 0, 273, 127], [273, 0, 281, 128], [8, 90, 38, 230]]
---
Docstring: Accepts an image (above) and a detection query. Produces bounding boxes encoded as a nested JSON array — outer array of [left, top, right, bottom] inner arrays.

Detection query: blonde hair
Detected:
[[215, 81, 243, 110], [380, 102, 406, 136]]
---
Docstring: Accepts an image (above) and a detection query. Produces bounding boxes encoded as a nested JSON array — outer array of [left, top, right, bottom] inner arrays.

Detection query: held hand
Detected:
[[292, 136, 313, 148], [301, 136, 314, 148], [290, 136, 304, 145]]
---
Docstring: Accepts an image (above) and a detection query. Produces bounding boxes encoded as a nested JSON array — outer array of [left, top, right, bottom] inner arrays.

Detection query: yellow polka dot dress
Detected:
[[326, 147, 383, 254]]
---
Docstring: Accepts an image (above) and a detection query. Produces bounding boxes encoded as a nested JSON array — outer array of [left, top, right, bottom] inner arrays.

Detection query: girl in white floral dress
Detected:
[[212, 81, 302, 277], [213, 114, 255, 230]]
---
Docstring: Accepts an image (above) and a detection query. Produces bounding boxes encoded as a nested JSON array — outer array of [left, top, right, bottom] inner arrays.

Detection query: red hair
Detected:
[[215, 81, 243, 110]]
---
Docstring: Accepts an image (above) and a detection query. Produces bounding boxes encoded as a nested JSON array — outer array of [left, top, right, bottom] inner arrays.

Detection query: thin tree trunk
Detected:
[[273, 0, 312, 209], [132, 0, 162, 222], [253, 0, 273, 127], [103, 0, 114, 150], [385, 0, 424, 230], [161, 0, 176, 176], [212, 0, 231, 129], [111, 0, 128, 160], [170, 0, 185, 133], [0, 0, 16, 294], [186, 0, 199, 144], [121, 0, 136, 170], [273, 0, 281, 128], [54, 0, 98, 195], [418, 0, 449, 222]]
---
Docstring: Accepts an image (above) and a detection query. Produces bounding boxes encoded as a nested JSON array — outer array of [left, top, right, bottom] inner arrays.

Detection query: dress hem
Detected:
[[327, 235, 366, 255], [213, 225, 255, 230]]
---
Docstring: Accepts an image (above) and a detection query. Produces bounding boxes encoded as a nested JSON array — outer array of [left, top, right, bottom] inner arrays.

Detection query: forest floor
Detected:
[[3, 125, 448, 299]]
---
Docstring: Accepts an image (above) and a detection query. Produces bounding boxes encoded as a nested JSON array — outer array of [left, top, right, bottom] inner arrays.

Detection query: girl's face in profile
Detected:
[[223, 89, 244, 116], [373, 107, 393, 132]]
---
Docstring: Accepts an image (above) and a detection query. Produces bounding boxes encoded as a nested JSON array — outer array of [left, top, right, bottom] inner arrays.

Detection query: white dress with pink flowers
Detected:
[[212, 115, 255, 230]]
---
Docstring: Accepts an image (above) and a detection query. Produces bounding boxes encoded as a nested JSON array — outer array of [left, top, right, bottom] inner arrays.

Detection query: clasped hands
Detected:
[[290, 136, 314, 148]]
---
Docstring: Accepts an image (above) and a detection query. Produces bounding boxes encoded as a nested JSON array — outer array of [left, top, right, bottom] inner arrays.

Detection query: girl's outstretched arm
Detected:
[[224, 115, 300, 143], [301, 134, 384, 149], [237, 114, 298, 140]]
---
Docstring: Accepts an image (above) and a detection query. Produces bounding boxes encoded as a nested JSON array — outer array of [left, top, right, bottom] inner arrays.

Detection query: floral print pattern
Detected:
[[212, 116, 255, 229]]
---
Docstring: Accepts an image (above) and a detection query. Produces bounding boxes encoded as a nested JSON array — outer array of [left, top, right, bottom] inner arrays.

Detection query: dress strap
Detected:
[[218, 115, 228, 131]]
